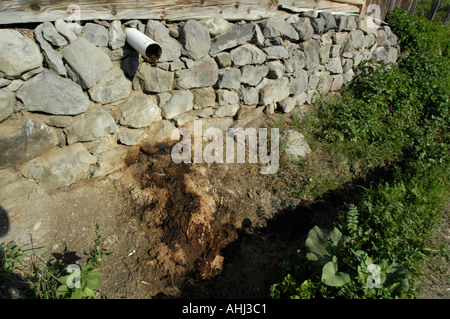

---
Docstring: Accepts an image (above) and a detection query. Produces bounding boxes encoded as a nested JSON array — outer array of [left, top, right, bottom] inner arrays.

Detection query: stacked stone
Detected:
[[0, 12, 399, 202]]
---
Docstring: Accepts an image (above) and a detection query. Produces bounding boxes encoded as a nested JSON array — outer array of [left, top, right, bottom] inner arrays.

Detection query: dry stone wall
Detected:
[[0, 11, 399, 202]]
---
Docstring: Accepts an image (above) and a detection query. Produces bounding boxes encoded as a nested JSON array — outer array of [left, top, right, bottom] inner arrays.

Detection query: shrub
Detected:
[[271, 9, 449, 299]]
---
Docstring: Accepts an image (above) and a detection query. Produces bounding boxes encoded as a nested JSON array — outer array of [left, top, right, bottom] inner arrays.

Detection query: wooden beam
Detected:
[[0, 0, 365, 25], [0, 0, 279, 25], [279, 0, 362, 13]]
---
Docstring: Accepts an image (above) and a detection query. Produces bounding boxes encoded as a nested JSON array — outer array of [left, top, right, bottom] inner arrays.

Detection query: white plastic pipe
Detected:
[[126, 28, 162, 63]]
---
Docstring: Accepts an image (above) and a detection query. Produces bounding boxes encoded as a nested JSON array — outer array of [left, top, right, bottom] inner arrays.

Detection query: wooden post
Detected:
[[388, 0, 397, 12], [410, 0, 419, 15], [427, 0, 441, 20]]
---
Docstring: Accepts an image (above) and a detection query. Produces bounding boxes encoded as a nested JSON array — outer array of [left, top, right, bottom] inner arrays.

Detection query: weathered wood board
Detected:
[[279, 0, 363, 12], [363, 0, 418, 21], [0, 0, 365, 25]]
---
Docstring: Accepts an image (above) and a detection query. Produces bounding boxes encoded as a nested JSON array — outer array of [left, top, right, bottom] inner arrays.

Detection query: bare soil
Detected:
[[0, 111, 448, 299]]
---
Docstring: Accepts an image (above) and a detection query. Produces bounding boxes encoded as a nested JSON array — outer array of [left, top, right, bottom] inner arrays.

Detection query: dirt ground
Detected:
[[0, 112, 304, 299], [0, 111, 448, 299]]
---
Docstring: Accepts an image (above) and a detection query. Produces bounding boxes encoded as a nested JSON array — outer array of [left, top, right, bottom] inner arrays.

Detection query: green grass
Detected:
[[0, 226, 110, 299], [271, 8, 449, 299]]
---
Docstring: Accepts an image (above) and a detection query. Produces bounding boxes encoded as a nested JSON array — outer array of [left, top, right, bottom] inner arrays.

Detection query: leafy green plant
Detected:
[[1, 242, 24, 273], [0, 225, 111, 299], [271, 225, 413, 299], [55, 226, 110, 299], [0, 242, 25, 297], [55, 262, 105, 299]]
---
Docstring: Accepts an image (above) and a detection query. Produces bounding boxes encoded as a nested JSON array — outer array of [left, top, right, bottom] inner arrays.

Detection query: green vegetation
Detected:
[[0, 226, 110, 299], [415, 0, 449, 24], [271, 9, 449, 299]]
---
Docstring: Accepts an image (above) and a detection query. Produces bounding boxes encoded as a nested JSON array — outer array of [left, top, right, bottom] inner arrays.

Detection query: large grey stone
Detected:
[[311, 17, 326, 34], [280, 130, 311, 160], [136, 63, 174, 93], [65, 107, 119, 144], [230, 43, 266, 66], [331, 44, 342, 58], [266, 60, 284, 79], [114, 92, 161, 128], [140, 120, 178, 153], [0, 119, 57, 169], [83, 23, 109, 47], [257, 77, 290, 105], [160, 90, 194, 119], [88, 66, 132, 104], [17, 71, 89, 115], [364, 33, 376, 49], [239, 86, 259, 105], [373, 46, 388, 62], [0, 89, 14, 122], [335, 15, 357, 31], [301, 39, 320, 71], [292, 18, 314, 41], [385, 47, 398, 64], [358, 15, 379, 35], [240, 65, 269, 86], [118, 127, 148, 146], [109, 20, 127, 50], [145, 20, 181, 62], [0, 29, 43, 79], [263, 46, 288, 60], [54, 18, 78, 43], [289, 70, 309, 95], [91, 145, 129, 178], [62, 38, 113, 89], [319, 34, 333, 64], [284, 50, 306, 73], [19, 143, 97, 191], [278, 97, 296, 113], [34, 24, 67, 76], [0, 168, 39, 201], [178, 20, 211, 60], [216, 90, 239, 106], [42, 21, 68, 47], [233, 105, 264, 128], [201, 17, 233, 37], [0, 78, 11, 88], [175, 56, 219, 89], [216, 68, 241, 90], [214, 52, 232, 68], [210, 23, 263, 55], [330, 74, 344, 91], [214, 103, 239, 118], [342, 30, 365, 52], [377, 29, 390, 49], [258, 18, 299, 41], [192, 87, 216, 109], [318, 12, 337, 31], [332, 32, 350, 45], [325, 57, 343, 74]]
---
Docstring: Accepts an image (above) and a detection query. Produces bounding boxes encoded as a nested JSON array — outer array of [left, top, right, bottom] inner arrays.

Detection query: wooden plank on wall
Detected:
[[0, 0, 278, 25], [0, 0, 365, 25], [279, 0, 362, 13]]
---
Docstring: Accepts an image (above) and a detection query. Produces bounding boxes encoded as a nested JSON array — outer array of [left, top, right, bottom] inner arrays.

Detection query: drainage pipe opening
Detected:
[[126, 28, 162, 64]]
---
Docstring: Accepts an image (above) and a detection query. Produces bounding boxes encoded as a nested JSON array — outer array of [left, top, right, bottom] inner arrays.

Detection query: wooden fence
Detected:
[[363, 0, 418, 21]]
